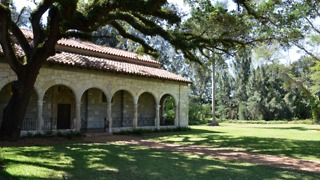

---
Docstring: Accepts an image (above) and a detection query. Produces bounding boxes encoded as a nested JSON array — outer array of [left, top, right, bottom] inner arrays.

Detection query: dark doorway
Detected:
[[57, 104, 71, 129]]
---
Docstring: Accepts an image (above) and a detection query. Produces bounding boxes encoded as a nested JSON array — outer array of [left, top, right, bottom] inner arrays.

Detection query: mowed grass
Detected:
[[0, 123, 319, 179], [147, 123, 320, 161]]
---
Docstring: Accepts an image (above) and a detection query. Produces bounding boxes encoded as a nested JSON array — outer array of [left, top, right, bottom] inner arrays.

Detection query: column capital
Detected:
[[75, 98, 81, 103]]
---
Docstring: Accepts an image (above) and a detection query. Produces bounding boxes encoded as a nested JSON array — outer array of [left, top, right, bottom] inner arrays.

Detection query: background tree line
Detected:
[[188, 50, 320, 124]]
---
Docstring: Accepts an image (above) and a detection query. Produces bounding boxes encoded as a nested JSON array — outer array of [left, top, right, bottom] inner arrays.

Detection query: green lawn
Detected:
[[0, 123, 320, 179], [147, 123, 320, 161]]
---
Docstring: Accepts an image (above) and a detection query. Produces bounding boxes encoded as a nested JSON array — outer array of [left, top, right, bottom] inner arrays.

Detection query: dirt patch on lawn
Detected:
[[1, 134, 320, 174]]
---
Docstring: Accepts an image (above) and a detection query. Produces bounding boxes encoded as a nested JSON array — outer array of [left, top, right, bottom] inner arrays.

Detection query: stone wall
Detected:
[[81, 88, 107, 129], [112, 90, 134, 127], [138, 92, 156, 126]]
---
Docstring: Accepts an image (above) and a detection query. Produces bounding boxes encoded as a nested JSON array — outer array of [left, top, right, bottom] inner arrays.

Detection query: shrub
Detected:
[[115, 127, 190, 135], [238, 102, 249, 120], [55, 130, 82, 139], [21, 130, 83, 139], [224, 119, 315, 125], [189, 102, 211, 124]]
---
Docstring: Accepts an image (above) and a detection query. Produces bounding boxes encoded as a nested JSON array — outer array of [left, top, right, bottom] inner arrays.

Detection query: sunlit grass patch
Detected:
[[5, 163, 67, 179]]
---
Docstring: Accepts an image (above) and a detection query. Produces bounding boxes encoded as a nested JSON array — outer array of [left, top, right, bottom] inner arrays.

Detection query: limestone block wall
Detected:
[[81, 89, 107, 129], [43, 85, 76, 129], [138, 93, 156, 126], [112, 90, 134, 127], [178, 85, 189, 127]]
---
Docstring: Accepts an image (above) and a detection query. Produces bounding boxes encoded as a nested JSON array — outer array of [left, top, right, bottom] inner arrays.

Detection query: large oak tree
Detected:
[[0, 0, 213, 140]]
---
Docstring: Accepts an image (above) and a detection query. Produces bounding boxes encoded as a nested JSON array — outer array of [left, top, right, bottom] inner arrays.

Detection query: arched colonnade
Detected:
[[0, 79, 180, 133]]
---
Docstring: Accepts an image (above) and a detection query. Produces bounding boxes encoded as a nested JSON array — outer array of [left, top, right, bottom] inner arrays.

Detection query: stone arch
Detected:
[[0, 82, 38, 131], [159, 93, 178, 106], [0, 76, 17, 90], [42, 78, 80, 101], [80, 87, 108, 132], [79, 85, 111, 102], [0, 78, 41, 100], [111, 89, 134, 128], [160, 94, 176, 126], [42, 84, 76, 130], [111, 87, 135, 100], [137, 89, 157, 99], [138, 92, 156, 127]]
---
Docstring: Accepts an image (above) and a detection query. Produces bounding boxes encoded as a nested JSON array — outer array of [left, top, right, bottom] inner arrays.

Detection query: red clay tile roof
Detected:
[[47, 51, 190, 83], [57, 38, 161, 66], [20, 29, 34, 39], [0, 44, 25, 57], [0, 29, 191, 83]]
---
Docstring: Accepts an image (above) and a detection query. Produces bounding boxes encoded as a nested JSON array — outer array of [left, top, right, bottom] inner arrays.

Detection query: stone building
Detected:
[[0, 31, 190, 133]]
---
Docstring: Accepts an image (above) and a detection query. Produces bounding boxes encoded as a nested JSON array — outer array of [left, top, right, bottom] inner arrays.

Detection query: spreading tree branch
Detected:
[[10, 22, 31, 58], [30, 0, 54, 46], [0, 3, 22, 74], [15, 6, 26, 24], [294, 42, 320, 61], [110, 20, 157, 56], [30, 4, 61, 68], [304, 17, 320, 34], [234, 0, 276, 25], [282, 72, 312, 97]]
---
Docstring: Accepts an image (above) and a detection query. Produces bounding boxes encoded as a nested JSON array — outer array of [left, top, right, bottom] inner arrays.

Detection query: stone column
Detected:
[[155, 105, 161, 129], [132, 96, 138, 128], [37, 100, 44, 132], [75, 99, 81, 131], [133, 103, 138, 128], [107, 103, 112, 134], [175, 105, 180, 127]]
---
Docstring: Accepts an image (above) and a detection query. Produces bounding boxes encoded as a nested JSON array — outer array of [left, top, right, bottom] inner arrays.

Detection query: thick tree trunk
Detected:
[[0, 0, 61, 140], [0, 71, 38, 140]]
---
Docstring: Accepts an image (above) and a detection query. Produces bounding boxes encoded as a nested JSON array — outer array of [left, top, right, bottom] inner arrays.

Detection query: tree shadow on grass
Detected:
[[0, 142, 319, 179], [145, 128, 320, 160]]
